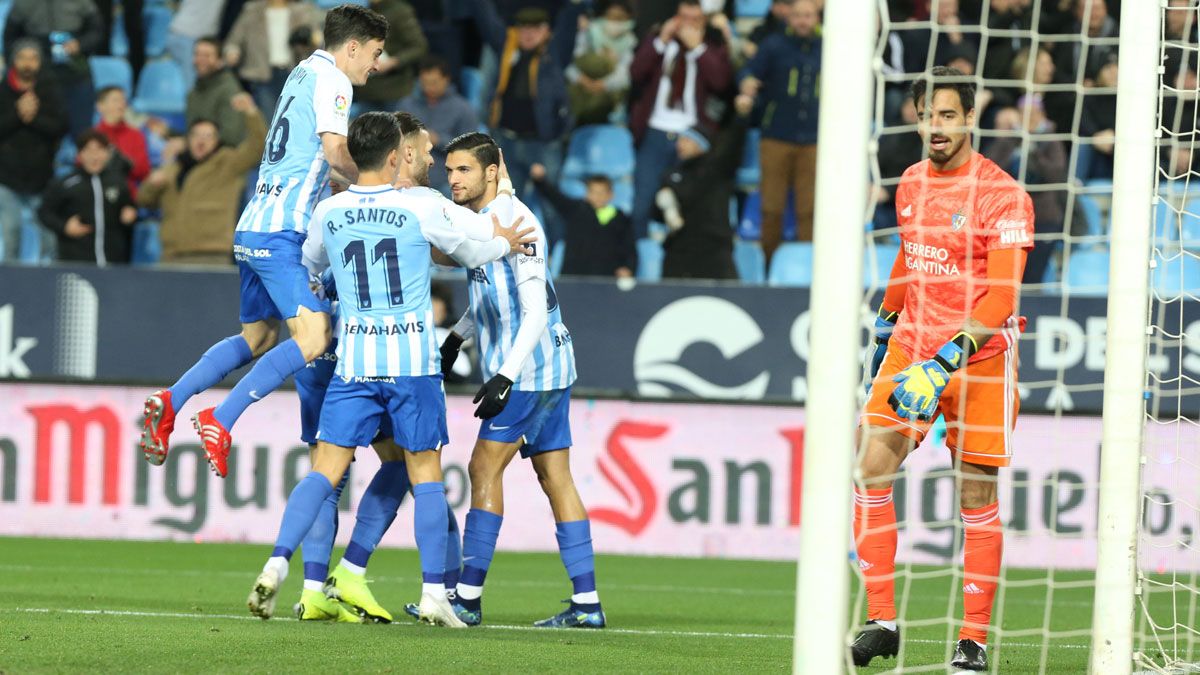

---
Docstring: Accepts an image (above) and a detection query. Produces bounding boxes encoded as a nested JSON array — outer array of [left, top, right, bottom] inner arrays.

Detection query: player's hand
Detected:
[[494, 213, 536, 255], [887, 342, 965, 421], [440, 332, 464, 377], [473, 374, 513, 419], [864, 309, 898, 394], [64, 215, 93, 238]]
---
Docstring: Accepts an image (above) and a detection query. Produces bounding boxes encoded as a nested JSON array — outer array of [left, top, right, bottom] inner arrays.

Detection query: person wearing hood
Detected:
[[138, 92, 266, 265], [187, 36, 248, 147], [736, 0, 820, 267]]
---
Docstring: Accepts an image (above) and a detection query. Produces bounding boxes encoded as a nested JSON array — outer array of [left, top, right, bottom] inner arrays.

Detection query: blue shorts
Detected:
[[318, 374, 448, 451], [235, 230, 330, 323], [478, 387, 572, 458]]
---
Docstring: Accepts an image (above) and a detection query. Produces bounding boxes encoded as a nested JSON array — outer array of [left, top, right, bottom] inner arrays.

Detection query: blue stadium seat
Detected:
[[863, 243, 900, 288], [738, 190, 800, 241], [109, 13, 129, 57], [768, 242, 813, 287], [133, 59, 187, 126], [736, 0, 772, 17], [317, 0, 367, 7], [734, 239, 766, 284], [143, 5, 173, 58], [1180, 198, 1200, 248], [612, 178, 633, 213], [0, 0, 11, 56], [1152, 198, 1178, 247], [1064, 248, 1110, 297], [54, 138, 77, 178], [550, 239, 565, 278], [562, 125, 636, 180], [89, 56, 133, 97], [559, 177, 586, 200], [131, 220, 161, 266], [459, 67, 486, 117], [737, 128, 760, 188], [1152, 252, 1200, 299], [636, 237, 663, 281]]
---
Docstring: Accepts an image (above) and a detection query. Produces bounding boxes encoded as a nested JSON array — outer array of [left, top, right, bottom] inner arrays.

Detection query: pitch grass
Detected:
[[0, 537, 1099, 673]]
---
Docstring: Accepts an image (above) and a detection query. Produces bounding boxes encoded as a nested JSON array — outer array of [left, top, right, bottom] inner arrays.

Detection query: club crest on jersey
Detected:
[[951, 210, 967, 231]]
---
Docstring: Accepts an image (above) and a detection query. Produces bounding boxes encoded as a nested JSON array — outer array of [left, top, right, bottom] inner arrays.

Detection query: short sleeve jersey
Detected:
[[890, 153, 1035, 364], [237, 50, 353, 235], [312, 184, 468, 378]]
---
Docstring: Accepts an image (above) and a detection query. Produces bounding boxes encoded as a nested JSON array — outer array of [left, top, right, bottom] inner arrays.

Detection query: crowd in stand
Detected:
[[0, 0, 1193, 287]]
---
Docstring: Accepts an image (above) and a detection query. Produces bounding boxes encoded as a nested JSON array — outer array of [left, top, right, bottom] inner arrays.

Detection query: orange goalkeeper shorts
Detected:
[[860, 342, 1019, 468]]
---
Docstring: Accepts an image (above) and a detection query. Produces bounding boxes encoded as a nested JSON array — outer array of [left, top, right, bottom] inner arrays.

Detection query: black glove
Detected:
[[473, 375, 513, 419], [440, 333, 464, 377]]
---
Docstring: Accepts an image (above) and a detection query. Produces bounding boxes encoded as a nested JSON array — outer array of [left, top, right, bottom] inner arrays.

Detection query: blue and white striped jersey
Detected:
[[468, 197, 576, 392], [237, 50, 352, 235], [311, 185, 478, 378]]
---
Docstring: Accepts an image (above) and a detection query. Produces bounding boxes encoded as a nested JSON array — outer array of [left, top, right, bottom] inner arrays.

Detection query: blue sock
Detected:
[[412, 482, 449, 585], [557, 519, 599, 609], [214, 339, 307, 430], [444, 506, 462, 590], [301, 471, 348, 584], [459, 508, 503, 588], [169, 336, 252, 414], [342, 461, 410, 568], [271, 472, 335, 560]]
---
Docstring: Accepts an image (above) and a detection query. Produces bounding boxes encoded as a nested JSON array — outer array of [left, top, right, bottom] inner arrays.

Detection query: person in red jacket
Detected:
[[94, 85, 150, 198]]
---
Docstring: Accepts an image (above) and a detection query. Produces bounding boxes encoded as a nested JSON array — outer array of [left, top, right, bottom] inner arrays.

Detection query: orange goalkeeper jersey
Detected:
[[890, 151, 1035, 364]]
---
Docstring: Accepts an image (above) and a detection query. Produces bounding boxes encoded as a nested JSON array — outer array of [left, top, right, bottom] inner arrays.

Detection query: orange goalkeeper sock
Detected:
[[960, 501, 1003, 644], [854, 487, 898, 621]]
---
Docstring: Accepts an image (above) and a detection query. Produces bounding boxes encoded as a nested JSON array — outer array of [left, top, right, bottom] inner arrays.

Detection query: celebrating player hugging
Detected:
[[851, 66, 1034, 672]]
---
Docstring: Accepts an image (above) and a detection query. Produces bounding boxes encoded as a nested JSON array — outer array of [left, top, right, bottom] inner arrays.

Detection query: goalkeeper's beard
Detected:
[[927, 134, 966, 165]]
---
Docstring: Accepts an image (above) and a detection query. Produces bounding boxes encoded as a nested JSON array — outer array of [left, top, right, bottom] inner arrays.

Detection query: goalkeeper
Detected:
[[850, 66, 1033, 672]]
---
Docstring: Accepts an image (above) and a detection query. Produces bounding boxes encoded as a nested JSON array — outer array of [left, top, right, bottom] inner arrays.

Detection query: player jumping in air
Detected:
[[407, 132, 604, 629], [850, 66, 1033, 671], [246, 112, 533, 624], [138, 5, 387, 478]]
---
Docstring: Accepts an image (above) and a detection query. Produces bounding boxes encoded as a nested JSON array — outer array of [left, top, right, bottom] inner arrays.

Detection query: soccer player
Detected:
[[138, 5, 388, 478], [428, 132, 605, 629], [246, 112, 532, 625], [850, 66, 1033, 671]]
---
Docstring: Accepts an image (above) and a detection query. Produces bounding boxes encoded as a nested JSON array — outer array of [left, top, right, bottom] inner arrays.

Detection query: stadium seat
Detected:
[[89, 56, 133, 97], [1152, 252, 1200, 299], [863, 243, 901, 288], [459, 67, 486, 117], [0, 0, 11, 56], [133, 60, 187, 127], [737, 128, 760, 188], [562, 125, 636, 180], [636, 237, 663, 281], [738, 190, 762, 240], [1064, 248, 1110, 297], [317, 0, 367, 7], [767, 242, 814, 287], [143, 5, 173, 58], [109, 13, 129, 57], [54, 138, 77, 178], [612, 178, 634, 213], [736, 0, 772, 18], [1180, 198, 1200, 248], [550, 239, 565, 278], [559, 177, 586, 200], [131, 220, 161, 266], [734, 239, 766, 284], [1152, 198, 1178, 248]]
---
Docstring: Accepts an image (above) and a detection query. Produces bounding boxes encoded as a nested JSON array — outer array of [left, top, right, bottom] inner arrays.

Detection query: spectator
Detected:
[[1052, 0, 1117, 86], [744, 0, 792, 60], [3, 0, 104, 138], [94, 86, 151, 199], [654, 123, 746, 280], [469, 0, 583, 244], [987, 98, 1069, 284], [1163, 0, 1198, 85], [187, 37, 247, 147], [139, 93, 266, 266], [168, 0, 228, 92], [38, 130, 137, 265], [567, 0, 638, 125], [94, 0, 145, 83], [529, 162, 636, 278], [979, 0, 1035, 102], [224, 0, 322, 120], [737, 0, 820, 266], [354, 0, 427, 114], [629, 0, 734, 239], [1077, 54, 1117, 182], [399, 56, 479, 197], [0, 39, 66, 262], [873, 98, 924, 234]]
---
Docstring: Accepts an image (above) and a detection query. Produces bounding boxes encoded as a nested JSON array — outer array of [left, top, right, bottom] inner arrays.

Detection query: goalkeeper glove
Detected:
[[473, 374, 513, 419], [888, 332, 977, 421], [864, 308, 899, 394], [439, 333, 464, 378]]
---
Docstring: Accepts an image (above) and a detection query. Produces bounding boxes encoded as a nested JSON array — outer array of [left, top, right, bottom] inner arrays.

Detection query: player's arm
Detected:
[[302, 203, 331, 276], [424, 210, 534, 269], [321, 134, 357, 184], [315, 70, 357, 182], [472, 275, 549, 419]]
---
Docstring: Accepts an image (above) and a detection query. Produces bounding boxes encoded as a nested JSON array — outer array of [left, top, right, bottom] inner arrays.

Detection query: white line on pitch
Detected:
[[13, 607, 1091, 649]]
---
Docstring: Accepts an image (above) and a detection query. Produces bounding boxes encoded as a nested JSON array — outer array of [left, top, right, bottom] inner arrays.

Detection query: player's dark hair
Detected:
[[323, 4, 389, 52], [393, 111, 426, 138], [910, 65, 975, 113], [584, 174, 612, 188], [95, 85, 124, 103], [417, 54, 451, 78], [445, 131, 500, 171], [75, 129, 111, 150], [347, 111, 402, 172]]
